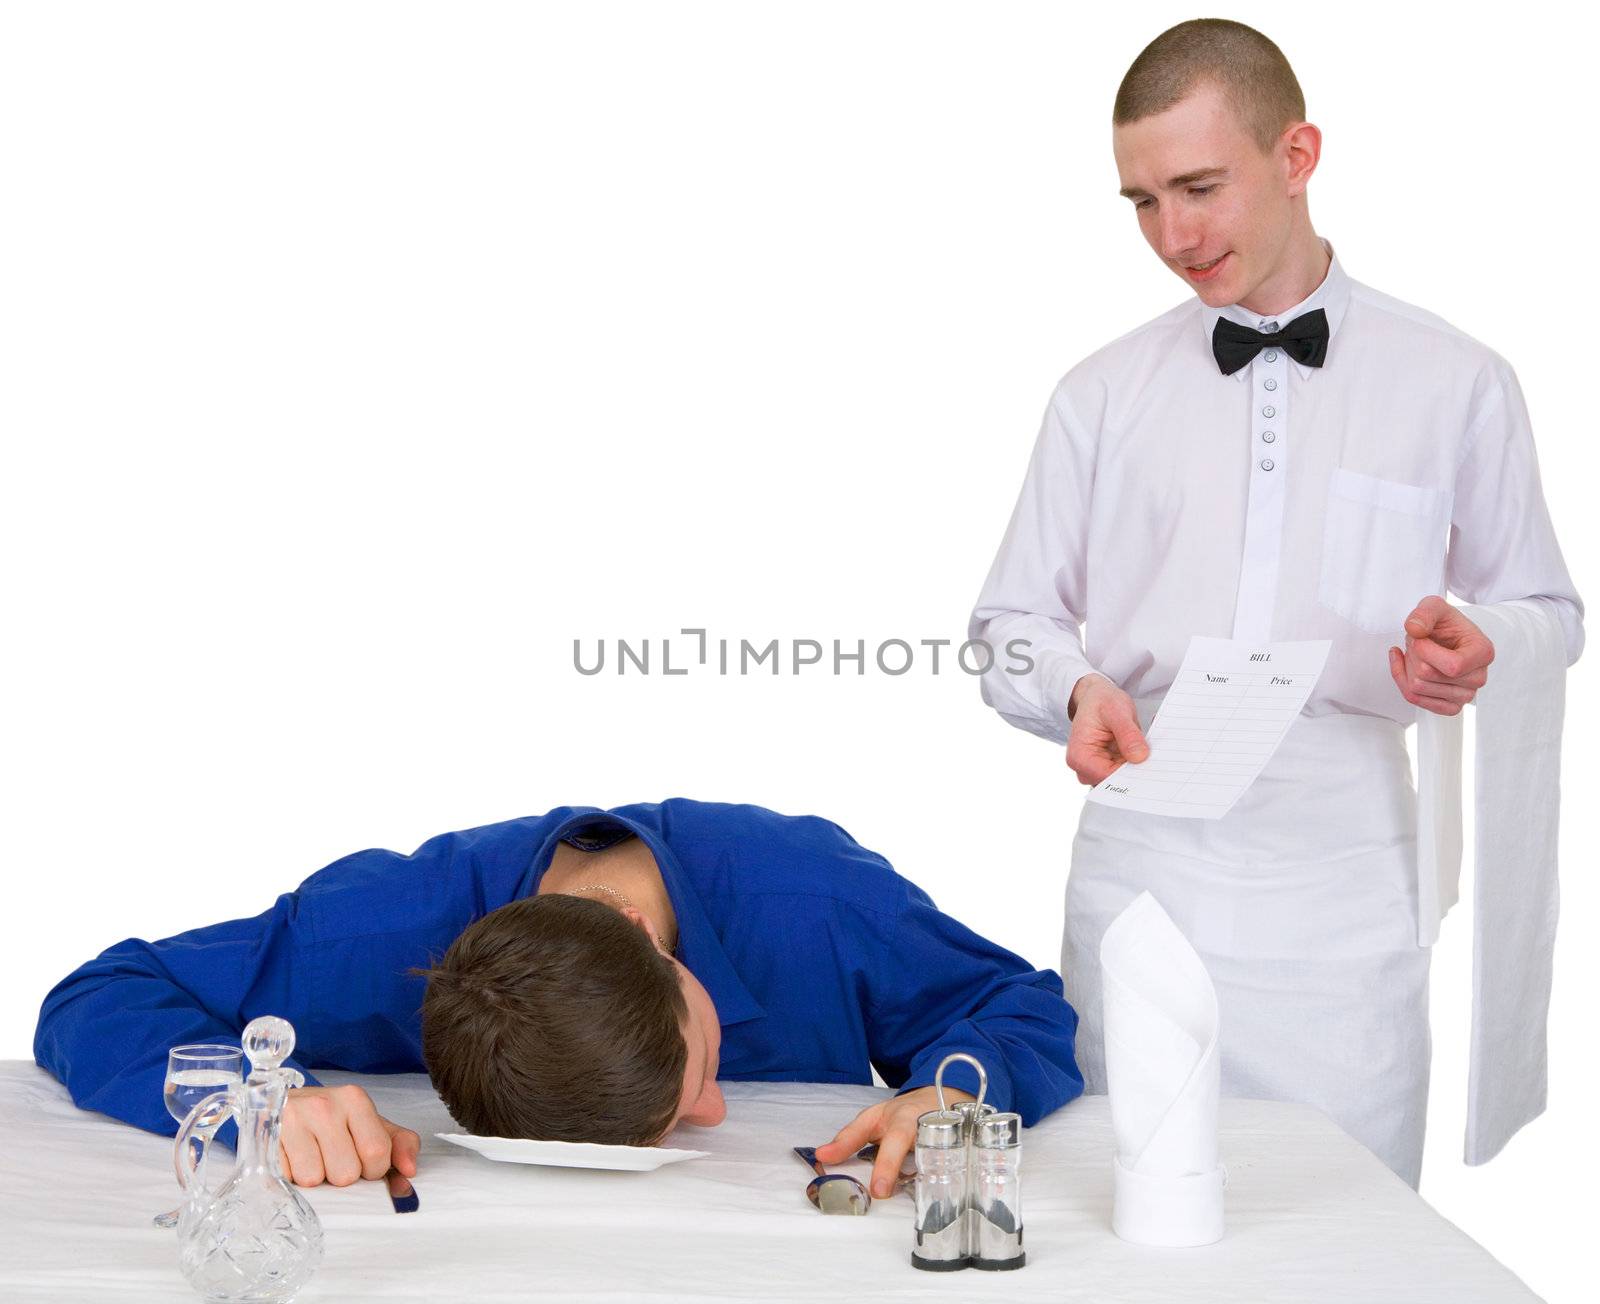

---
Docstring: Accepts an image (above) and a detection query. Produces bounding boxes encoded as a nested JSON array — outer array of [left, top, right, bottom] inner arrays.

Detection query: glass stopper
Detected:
[[241, 1015, 296, 1072]]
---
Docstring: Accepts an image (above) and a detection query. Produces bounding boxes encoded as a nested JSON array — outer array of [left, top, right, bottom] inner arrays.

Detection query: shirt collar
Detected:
[[525, 808, 766, 1030], [1197, 236, 1351, 382]]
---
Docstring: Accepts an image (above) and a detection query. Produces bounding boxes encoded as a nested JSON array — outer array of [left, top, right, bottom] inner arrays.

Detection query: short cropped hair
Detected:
[[416, 893, 689, 1145], [1114, 19, 1306, 155]]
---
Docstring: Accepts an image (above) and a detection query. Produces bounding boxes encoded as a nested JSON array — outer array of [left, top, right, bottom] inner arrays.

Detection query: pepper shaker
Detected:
[[970, 1111, 1025, 1269]]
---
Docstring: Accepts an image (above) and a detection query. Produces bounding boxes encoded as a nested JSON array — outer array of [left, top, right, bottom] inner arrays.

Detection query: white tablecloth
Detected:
[[0, 1062, 1538, 1302]]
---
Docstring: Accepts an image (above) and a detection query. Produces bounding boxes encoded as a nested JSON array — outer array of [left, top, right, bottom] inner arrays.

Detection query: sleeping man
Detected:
[[35, 799, 1082, 1198]]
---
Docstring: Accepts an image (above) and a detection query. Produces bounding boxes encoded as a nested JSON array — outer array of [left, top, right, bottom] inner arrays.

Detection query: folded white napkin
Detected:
[[1101, 891, 1224, 1247], [1415, 597, 1569, 1165]]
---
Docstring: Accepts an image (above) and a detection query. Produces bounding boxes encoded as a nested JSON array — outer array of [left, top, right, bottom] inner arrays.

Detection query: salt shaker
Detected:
[[911, 1107, 969, 1270], [971, 1111, 1026, 1269]]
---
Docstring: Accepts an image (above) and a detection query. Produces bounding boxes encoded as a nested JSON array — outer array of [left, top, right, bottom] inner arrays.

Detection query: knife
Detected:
[[384, 1167, 419, 1213]]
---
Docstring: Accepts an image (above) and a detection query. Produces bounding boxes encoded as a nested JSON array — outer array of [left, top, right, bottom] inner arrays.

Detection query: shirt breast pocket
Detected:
[[1317, 467, 1452, 635]]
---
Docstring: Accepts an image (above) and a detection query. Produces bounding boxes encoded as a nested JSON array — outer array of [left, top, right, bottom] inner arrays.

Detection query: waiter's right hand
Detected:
[[279, 1084, 420, 1188], [1066, 674, 1150, 785]]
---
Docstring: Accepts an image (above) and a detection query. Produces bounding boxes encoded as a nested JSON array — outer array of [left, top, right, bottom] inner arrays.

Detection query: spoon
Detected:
[[793, 1146, 871, 1215], [856, 1144, 917, 1190]]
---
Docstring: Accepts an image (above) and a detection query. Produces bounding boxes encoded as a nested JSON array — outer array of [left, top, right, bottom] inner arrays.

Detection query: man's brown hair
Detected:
[[416, 893, 688, 1145], [1114, 19, 1306, 155]]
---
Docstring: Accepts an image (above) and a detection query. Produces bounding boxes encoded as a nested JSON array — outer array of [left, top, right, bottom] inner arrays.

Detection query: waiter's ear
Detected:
[[1281, 120, 1321, 196]]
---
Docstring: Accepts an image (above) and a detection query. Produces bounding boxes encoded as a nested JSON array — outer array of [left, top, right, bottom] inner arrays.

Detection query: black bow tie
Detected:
[[1211, 308, 1329, 376]]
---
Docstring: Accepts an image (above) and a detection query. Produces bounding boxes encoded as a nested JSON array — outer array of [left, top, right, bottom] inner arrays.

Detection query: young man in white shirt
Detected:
[[968, 18, 1582, 1187]]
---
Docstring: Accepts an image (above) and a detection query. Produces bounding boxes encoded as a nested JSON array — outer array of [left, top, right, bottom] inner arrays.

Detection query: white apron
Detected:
[[1062, 699, 1431, 1189]]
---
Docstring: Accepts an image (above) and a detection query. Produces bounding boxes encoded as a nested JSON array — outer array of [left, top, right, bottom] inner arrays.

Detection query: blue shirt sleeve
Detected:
[[32, 813, 558, 1136], [863, 877, 1084, 1126]]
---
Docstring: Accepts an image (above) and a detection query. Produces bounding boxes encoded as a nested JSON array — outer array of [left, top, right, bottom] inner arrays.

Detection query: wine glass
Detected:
[[154, 1043, 244, 1229]]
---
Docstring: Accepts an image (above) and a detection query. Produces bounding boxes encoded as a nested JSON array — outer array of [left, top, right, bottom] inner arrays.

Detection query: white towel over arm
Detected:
[[1415, 597, 1570, 1165]]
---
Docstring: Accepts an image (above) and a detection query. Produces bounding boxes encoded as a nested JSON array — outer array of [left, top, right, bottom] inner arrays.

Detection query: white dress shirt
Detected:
[[969, 237, 1584, 740]]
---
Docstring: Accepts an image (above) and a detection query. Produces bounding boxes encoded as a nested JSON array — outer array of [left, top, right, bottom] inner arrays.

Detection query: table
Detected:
[[0, 1062, 1538, 1302]]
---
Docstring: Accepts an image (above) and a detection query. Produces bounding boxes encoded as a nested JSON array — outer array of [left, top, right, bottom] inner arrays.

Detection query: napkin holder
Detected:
[[1112, 1154, 1225, 1247]]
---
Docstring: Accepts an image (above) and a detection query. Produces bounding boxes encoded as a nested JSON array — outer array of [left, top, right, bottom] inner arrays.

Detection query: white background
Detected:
[[1, 2, 1592, 1297]]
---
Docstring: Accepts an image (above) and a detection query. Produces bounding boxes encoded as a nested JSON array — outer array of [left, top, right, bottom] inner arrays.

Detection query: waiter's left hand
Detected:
[[1388, 596, 1494, 715], [814, 1085, 974, 1198]]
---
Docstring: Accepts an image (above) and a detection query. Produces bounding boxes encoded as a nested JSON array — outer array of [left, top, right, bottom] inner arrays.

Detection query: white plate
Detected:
[[436, 1132, 709, 1172]]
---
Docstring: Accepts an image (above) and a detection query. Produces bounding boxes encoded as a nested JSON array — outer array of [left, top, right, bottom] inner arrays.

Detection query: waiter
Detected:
[[968, 18, 1582, 1188]]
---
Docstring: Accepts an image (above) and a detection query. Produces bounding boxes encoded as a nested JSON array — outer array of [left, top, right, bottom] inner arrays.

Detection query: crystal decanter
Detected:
[[172, 1015, 324, 1302]]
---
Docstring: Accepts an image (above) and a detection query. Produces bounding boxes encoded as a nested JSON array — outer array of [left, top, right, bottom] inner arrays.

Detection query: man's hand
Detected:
[[1066, 673, 1150, 785], [1388, 596, 1494, 716], [279, 1084, 421, 1188], [813, 1086, 973, 1198]]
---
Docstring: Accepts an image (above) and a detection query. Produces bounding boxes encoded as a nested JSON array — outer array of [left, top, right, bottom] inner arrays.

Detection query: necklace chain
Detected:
[[569, 882, 634, 911], [569, 883, 674, 954]]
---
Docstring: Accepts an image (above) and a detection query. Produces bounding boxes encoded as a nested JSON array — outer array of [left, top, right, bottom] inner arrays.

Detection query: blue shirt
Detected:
[[35, 799, 1082, 1136]]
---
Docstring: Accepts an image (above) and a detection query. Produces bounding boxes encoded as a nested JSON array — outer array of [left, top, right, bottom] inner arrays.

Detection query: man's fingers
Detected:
[[813, 1106, 881, 1165], [1107, 706, 1150, 764], [284, 1091, 349, 1186], [315, 1119, 363, 1188], [1401, 648, 1476, 702], [1407, 636, 1469, 680], [869, 1125, 915, 1199], [1065, 742, 1115, 787], [347, 1106, 398, 1182], [385, 1120, 422, 1178], [1404, 613, 1437, 640], [1404, 648, 1483, 703], [1391, 654, 1467, 715], [1404, 596, 1498, 685], [1066, 693, 1147, 786], [1415, 666, 1488, 691], [1395, 647, 1481, 709], [1065, 724, 1111, 782], [278, 1085, 412, 1187], [280, 1119, 325, 1188], [1411, 679, 1474, 704], [1410, 694, 1464, 716], [1394, 676, 1462, 713], [1404, 595, 1451, 638]]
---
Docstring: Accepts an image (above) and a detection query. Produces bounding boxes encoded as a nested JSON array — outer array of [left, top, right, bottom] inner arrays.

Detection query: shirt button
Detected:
[[1262, 430, 1276, 443], [1263, 378, 1278, 391], [1262, 405, 1276, 417], [1264, 350, 1279, 362], [1260, 458, 1276, 471], [1262, 321, 1279, 333]]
